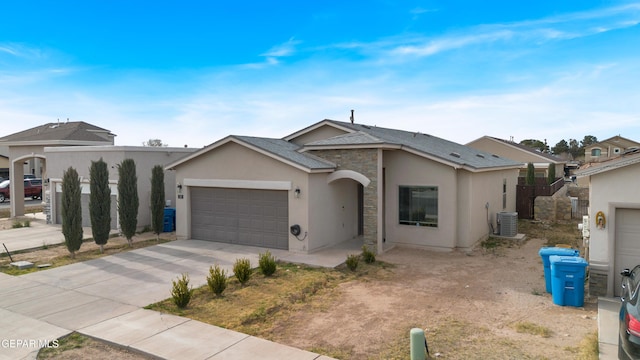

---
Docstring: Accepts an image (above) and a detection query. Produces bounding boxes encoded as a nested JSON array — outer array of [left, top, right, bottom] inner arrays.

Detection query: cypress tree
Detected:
[[89, 158, 111, 253], [150, 165, 165, 241], [61, 167, 83, 258], [526, 162, 535, 185], [118, 158, 139, 246]]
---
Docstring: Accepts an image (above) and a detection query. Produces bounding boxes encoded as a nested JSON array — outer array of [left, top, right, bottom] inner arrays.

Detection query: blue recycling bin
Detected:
[[539, 247, 579, 293], [549, 255, 588, 307], [163, 207, 176, 232]]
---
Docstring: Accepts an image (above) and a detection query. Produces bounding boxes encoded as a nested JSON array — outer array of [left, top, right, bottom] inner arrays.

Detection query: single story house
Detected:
[[45, 145, 197, 230], [584, 135, 640, 164], [0, 121, 116, 217], [466, 136, 566, 179], [165, 119, 522, 254], [575, 149, 640, 297]]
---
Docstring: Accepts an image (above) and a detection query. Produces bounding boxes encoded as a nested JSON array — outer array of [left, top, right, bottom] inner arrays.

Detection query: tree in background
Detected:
[[551, 139, 569, 156], [526, 162, 535, 185], [61, 167, 83, 258], [150, 165, 165, 241], [89, 158, 111, 253], [143, 139, 168, 147], [520, 139, 549, 153], [547, 163, 556, 185], [568, 139, 581, 159], [581, 135, 598, 148], [118, 158, 139, 246]]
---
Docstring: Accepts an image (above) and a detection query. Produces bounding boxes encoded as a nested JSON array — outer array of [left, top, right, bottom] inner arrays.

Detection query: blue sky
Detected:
[[1, 1, 639, 149]]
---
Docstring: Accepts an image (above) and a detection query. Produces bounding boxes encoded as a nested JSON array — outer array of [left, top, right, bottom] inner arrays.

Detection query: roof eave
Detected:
[[300, 143, 402, 152], [0, 140, 113, 147]]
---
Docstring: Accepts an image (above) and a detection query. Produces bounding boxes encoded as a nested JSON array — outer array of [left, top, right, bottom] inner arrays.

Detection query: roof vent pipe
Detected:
[[350, 109, 354, 124]]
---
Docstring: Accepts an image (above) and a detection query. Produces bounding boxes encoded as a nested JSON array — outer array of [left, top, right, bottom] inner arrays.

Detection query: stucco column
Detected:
[[10, 159, 25, 217]]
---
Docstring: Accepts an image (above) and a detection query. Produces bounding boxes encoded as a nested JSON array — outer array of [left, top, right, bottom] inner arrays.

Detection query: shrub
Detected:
[[361, 245, 376, 264], [258, 251, 277, 276], [12, 221, 24, 228], [171, 273, 194, 308], [207, 264, 227, 296], [233, 258, 252, 285], [346, 254, 359, 271]]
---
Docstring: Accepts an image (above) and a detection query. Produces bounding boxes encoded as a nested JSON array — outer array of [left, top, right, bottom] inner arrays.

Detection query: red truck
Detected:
[[0, 178, 43, 203]]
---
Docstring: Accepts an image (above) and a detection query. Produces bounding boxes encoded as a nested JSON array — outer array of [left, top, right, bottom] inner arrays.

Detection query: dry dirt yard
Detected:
[[0, 216, 597, 359]]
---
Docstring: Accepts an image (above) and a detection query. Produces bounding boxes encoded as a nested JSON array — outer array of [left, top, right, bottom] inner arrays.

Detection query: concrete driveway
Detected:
[[0, 221, 352, 359]]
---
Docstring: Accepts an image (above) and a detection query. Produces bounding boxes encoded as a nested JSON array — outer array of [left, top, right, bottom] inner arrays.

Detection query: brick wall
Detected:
[[309, 149, 378, 249], [589, 270, 607, 297]]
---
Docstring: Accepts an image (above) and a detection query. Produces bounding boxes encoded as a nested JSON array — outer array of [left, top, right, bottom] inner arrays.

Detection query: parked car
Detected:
[[0, 179, 43, 203], [620, 266, 640, 360]]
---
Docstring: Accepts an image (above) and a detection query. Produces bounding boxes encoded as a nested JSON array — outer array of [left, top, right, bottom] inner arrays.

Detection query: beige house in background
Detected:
[[575, 149, 640, 297], [166, 119, 522, 254], [584, 135, 640, 163], [467, 136, 566, 179], [0, 121, 115, 217]]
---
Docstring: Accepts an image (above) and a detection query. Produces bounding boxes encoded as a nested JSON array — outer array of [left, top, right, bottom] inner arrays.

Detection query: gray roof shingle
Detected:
[[235, 136, 335, 170], [0, 121, 114, 143], [306, 120, 520, 170]]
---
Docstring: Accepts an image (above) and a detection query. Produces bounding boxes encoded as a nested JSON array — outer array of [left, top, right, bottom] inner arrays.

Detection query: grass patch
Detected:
[[0, 235, 173, 275], [518, 219, 582, 249], [514, 321, 553, 338], [37, 332, 90, 358], [565, 331, 599, 360]]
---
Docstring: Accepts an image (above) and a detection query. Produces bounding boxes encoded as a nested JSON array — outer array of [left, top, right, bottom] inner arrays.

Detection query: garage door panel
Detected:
[[190, 187, 288, 250], [615, 209, 640, 296]]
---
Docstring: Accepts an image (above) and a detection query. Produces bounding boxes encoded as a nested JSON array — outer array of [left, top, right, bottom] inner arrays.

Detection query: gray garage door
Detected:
[[190, 187, 289, 250], [615, 208, 640, 296]]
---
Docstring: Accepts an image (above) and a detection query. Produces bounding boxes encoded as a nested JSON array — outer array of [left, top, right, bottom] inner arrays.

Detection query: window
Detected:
[[591, 148, 601, 156], [399, 186, 438, 227], [614, 148, 621, 154], [502, 179, 507, 209]]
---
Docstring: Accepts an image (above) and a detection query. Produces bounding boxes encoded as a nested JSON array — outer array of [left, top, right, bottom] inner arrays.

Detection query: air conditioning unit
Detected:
[[498, 212, 518, 237]]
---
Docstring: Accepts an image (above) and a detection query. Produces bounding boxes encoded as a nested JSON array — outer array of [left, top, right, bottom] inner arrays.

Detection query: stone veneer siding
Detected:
[[309, 149, 379, 250], [588, 270, 608, 297]]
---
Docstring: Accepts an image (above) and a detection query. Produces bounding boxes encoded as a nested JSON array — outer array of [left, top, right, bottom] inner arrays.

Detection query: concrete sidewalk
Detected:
[[0, 234, 353, 359], [598, 297, 620, 360], [0, 213, 115, 255]]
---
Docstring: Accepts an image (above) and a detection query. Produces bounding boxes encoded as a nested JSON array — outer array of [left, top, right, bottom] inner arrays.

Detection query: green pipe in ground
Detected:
[[410, 327, 426, 360]]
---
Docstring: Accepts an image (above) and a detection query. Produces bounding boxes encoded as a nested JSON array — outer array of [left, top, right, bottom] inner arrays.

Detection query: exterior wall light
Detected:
[[294, 187, 301, 198]]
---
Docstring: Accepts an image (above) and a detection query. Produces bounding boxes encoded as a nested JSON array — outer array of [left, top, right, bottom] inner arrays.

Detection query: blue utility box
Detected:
[[539, 247, 579, 293], [549, 255, 588, 307]]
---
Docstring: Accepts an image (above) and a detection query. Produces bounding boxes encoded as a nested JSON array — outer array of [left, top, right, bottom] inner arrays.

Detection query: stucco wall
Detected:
[[588, 162, 640, 296], [172, 141, 312, 252], [382, 150, 458, 250], [307, 174, 359, 252], [458, 168, 519, 249], [45, 146, 194, 231]]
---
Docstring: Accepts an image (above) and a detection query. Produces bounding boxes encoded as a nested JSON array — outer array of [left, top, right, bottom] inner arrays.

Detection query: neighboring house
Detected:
[[0, 153, 8, 180], [165, 119, 522, 254], [45, 146, 196, 230], [575, 149, 640, 297], [466, 136, 566, 179], [0, 121, 116, 217], [584, 135, 640, 163]]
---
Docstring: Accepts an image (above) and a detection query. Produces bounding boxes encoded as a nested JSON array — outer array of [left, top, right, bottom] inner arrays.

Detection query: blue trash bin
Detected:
[[163, 207, 176, 232], [549, 255, 588, 307], [539, 247, 579, 293]]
